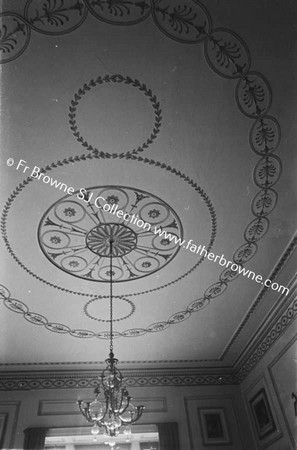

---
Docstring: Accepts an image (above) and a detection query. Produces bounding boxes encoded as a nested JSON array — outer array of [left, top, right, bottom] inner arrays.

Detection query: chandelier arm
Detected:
[[130, 406, 145, 423], [77, 400, 85, 417], [120, 394, 131, 414], [109, 429, 116, 437], [103, 394, 109, 420], [84, 408, 91, 422], [77, 401, 93, 423], [93, 418, 104, 429], [118, 388, 126, 412], [94, 385, 100, 397], [85, 402, 92, 421]]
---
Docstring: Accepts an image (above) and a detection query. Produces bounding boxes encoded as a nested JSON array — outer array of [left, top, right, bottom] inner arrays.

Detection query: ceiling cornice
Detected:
[[1, 270, 296, 389]]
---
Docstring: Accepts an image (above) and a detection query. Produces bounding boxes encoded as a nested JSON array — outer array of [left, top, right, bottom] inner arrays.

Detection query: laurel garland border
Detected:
[[69, 74, 162, 158]]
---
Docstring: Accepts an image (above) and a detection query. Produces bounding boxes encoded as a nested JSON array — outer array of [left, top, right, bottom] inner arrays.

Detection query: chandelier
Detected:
[[78, 238, 144, 445]]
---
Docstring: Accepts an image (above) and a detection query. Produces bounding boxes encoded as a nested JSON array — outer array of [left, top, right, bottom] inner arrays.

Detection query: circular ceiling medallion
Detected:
[[86, 223, 137, 257], [38, 185, 183, 282]]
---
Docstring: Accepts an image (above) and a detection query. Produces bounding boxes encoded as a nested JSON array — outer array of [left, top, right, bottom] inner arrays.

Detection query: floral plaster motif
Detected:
[[38, 186, 183, 282]]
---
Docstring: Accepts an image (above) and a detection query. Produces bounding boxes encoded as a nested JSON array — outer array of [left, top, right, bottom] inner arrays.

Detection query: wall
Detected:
[[240, 309, 296, 450], [0, 383, 254, 450], [1, 323, 295, 450], [1, 278, 296, 450]]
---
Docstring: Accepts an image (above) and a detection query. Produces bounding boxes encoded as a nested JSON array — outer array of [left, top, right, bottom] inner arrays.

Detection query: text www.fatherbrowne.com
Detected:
[[14, 159, 289, 296], [74, 188, 288, 297], [155, 231, 289, 295]]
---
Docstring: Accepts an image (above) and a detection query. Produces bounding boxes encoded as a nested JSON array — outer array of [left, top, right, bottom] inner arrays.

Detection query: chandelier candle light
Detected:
[[78, 238, 144, 445]]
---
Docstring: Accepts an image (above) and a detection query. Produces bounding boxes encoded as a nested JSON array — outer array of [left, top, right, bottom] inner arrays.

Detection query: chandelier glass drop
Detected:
[[78, 238, 144, 442]]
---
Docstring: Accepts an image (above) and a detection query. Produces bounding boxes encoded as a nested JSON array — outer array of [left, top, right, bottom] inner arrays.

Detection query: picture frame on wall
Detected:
[[0, 413, 8, 448], [198, 407, 231, 446], [244, 375, 282, 449], [249, 388, 276, 439]]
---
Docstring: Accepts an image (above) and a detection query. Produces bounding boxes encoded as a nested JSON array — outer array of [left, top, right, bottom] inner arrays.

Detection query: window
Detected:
[[45, 424, 159, 449]]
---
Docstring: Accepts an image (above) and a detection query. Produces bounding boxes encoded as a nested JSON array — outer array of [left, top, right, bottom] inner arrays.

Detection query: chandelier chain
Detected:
[[109, 238, 114, 354], [77, 236, 144, 441]]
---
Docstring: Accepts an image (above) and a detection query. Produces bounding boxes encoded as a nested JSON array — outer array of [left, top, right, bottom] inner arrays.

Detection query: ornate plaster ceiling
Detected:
[[0, 0, 296, 379]]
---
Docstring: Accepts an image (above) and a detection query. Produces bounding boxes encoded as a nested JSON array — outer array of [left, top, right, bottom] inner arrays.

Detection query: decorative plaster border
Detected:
[[1, 272, 295, 389], [220, 235, 297, 360], [69, 74, 162, 158], [237, 280, 297, 381], [1, 232, 295, 372], [0, 282, 295, 389], [0, 368, 240, 390]]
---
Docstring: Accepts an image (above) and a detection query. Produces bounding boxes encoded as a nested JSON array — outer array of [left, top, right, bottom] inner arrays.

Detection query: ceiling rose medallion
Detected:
[[2, 157, 217, 338], [4, 154, 217, 298], [86, 224, 137, 257], [38, 185, 183, 282]]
